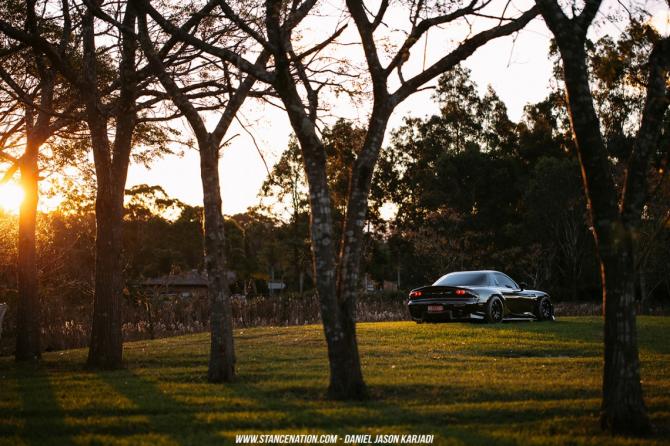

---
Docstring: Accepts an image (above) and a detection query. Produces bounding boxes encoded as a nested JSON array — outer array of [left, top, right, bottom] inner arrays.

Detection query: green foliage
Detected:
[[261, 119, 367, 221], [260, 137, 308, 219], [372, 64, 592, 295], [322, 119, 367, 216], [1, 318, 669, 445], [551, 20, 669, 163], [367, 41, 668, 300], [590, 21, 661, 147], [258, 120, 370, 293], [224, 209, 296, 294], [123, 185, 204, 279]]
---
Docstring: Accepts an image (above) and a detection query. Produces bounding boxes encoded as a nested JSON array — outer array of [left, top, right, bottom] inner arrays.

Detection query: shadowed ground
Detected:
[[0, 317, 668, 445]]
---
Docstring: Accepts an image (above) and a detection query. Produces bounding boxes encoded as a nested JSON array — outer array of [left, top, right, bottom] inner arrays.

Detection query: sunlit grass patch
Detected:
[[1, 317, 669, 445]]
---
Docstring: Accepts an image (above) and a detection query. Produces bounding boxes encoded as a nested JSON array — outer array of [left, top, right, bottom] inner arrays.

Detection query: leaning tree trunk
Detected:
[[15, 136, 41, 361], [556, 37, 651, 435], [87, 180, 126, 369], [330, 104, 393, 399], [286, 112, 364, 399], [200, 138, 235, 382], [277, 90, 366, 399], [264, 0, 368, 399], [599, 224, 649, 434]]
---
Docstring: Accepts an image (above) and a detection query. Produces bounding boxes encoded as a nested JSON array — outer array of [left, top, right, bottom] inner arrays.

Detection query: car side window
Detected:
[[495, 273, 518, 289]]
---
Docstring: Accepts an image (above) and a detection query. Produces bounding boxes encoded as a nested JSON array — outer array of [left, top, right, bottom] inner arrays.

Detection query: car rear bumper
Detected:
[[408, 298, 485, 321]]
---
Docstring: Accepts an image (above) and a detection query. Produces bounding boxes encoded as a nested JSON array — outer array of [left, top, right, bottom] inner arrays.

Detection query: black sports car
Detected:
[[407, 270, 554, 323]]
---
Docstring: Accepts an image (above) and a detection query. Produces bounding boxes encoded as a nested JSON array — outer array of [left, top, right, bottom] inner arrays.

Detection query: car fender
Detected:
[[534, 292, 551, 303]]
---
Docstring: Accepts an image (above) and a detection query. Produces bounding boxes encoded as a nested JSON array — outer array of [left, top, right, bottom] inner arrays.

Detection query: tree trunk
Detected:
[[200, 139, 235, 382], [299, 131, 367, 399], [12, 45, 57, 362], [84, 3, 137, 370], [330, 105, 393, 399], [15, 137, 40, 361], [550, 33, 651, 435], [599, 224, 649, 434], [296, 127, 369, 399], [324, 297, 367, 399], [265, 3, 368, 397], [87, 180, 125, 369]]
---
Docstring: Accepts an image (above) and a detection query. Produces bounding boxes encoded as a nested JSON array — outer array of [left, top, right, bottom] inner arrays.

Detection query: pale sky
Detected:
[[126, 2, 558, 216], [2, 1, 666, 216]]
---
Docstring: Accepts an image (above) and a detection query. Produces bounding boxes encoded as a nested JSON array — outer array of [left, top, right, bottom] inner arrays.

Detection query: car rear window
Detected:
[[433, 272, 490, 286]]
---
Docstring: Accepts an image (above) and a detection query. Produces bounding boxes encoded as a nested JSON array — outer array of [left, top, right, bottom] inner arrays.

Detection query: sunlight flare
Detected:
[[0, 182, 24, 213]]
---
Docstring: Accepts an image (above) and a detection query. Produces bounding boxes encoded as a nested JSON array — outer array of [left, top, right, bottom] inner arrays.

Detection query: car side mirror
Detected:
[[519, 282, 528, 290]]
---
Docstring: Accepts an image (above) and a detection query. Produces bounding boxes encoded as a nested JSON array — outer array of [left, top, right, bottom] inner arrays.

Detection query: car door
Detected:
[[494, 273, 523, 315]]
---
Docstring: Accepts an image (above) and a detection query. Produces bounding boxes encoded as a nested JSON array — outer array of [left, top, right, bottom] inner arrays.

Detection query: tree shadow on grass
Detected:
[[15, 363, 75, 446], [187, 374, 583, 444], [96, 369, 214, 446], [97, 368, 516, 444]]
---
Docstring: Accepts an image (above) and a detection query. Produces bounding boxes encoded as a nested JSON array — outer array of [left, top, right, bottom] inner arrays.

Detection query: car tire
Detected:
[[485, 296, 504, 323], [534, 296, 553, 321]]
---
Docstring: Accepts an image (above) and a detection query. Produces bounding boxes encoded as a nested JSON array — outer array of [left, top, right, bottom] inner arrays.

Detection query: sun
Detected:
[[0, 182, 24, 213]]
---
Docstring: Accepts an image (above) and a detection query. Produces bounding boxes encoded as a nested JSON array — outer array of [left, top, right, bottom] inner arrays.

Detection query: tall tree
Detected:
[[131, 0, 269, 381], [0, 0, 79, 361], [326, 0, 538, 398], [80, 2, 139, 369], [0, 0, 192, 368], [265, 0, 540, 399], [535, 0, 669, 434]]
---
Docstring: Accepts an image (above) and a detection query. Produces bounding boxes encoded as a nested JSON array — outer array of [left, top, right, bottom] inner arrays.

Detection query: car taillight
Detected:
[[409, 290, 422, 298], [455, 289, 466, 295]]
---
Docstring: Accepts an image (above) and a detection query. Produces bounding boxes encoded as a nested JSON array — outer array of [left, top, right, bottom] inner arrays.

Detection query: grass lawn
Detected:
[[1, 317, 669, 445]]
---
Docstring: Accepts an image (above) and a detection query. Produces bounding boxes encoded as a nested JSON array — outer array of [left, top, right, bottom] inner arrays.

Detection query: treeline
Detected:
[[1, 64, 668, 318]]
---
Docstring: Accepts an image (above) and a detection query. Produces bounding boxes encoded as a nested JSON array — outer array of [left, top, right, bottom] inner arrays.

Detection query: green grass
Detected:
[[1, 317, 669, 445]]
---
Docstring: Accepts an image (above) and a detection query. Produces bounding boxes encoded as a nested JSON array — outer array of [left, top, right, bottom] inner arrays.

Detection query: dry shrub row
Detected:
[[0, 293, 666, 355]]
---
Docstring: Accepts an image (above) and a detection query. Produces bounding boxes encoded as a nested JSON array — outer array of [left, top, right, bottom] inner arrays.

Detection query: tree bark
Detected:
[[265, 0, 368, 399], [14, 66, 56, 362], [201, 138, 235, 382], [534, 0, 655, 433], [15, 136, 40, 361], [12, 1, 60, 360], [599, 226, 649, 434], [133, 5, 268, 380], [565, 48, 650, 436], [333, 104, 393, 399], [87, 179, 125, 369], [84, 4, 138, 369]]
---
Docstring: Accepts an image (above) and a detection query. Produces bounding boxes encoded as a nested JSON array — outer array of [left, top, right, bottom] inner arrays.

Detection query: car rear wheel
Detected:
[[485, 296, 504, 323], [534, 296, 553, 321]]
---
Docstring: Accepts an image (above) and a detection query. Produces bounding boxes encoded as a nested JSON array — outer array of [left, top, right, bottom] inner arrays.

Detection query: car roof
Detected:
[[445, 270, 500, 275]]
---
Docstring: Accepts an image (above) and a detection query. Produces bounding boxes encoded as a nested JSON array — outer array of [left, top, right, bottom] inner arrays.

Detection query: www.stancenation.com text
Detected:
[[235, 434, 435, 444]]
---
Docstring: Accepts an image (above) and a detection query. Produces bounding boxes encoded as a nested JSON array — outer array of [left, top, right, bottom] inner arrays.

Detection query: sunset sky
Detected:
[[1, 0, 668, 216]]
